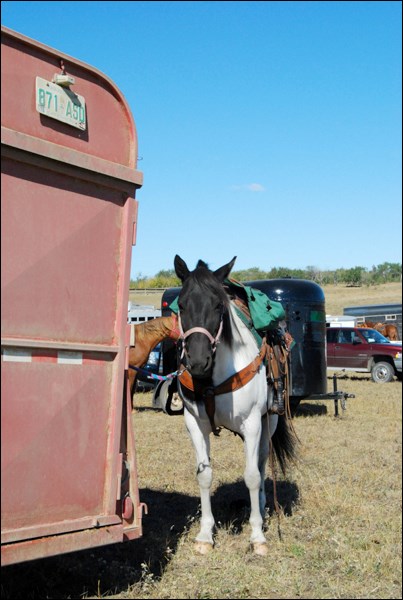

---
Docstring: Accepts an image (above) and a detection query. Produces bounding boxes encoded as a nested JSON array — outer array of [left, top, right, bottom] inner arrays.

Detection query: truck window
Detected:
[[360, 329, 390, 344], [338, 330, 353, 344], [327, 329, 338, 343]]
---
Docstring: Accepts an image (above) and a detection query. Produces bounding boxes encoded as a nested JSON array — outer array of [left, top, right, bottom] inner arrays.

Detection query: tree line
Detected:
[[130, 261, 402, 289]]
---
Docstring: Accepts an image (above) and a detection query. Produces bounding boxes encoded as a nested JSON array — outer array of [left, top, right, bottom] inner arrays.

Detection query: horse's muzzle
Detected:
[[186, 352, 213, 380]]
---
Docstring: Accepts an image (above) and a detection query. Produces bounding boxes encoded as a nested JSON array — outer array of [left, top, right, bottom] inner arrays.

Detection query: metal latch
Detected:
[[52, 74, 75, 87]]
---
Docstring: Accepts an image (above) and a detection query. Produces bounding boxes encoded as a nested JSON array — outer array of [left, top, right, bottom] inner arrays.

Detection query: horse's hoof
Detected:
[[252, 542, 268, 556], [194, 541, 213, 555]]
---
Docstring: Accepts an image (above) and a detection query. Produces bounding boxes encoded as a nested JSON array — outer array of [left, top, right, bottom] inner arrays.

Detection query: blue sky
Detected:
[[2, 1, 402, 279]]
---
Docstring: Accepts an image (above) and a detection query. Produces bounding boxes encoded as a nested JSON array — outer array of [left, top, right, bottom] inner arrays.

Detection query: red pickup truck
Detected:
[[326, 327, 402, 383]]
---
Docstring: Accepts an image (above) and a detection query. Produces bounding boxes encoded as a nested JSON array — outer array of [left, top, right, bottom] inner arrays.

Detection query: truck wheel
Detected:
[[371, 362, 394, 383]]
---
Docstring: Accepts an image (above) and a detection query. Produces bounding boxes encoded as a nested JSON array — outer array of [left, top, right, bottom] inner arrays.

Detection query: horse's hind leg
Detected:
[[184, 409, 215, 553], [258, 414, 271, 516], [258, 390, 278, 516]]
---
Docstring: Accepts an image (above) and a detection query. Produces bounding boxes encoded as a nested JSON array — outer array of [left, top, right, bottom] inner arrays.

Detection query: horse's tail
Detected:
[[271, 414, 298, 475]]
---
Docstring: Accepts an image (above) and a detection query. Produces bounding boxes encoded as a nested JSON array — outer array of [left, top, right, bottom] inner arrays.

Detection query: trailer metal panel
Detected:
[[1, 26, 144, 565]]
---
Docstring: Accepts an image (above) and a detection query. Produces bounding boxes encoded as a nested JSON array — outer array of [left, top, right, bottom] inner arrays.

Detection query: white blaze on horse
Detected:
[[174, 255, 297, 556]]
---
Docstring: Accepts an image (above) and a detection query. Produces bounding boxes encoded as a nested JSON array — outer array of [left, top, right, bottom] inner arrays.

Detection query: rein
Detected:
[[128, 365, 180, 381]]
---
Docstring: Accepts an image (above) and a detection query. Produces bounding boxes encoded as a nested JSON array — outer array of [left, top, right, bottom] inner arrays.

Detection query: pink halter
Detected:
[[178, 310, 223, 359]]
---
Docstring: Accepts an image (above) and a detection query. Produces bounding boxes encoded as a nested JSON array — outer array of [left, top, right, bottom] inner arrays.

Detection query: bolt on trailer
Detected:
[[1, 26, 145, 565]]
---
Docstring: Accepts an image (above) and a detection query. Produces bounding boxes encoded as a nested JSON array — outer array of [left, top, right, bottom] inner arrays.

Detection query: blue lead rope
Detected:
[[129, 364, 179, 381]]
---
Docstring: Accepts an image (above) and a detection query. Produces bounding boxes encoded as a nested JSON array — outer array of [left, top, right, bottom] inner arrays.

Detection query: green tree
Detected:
[[130, 262, 401, 288], [344, 267, 365, 286], [232, 267, 268, 281]]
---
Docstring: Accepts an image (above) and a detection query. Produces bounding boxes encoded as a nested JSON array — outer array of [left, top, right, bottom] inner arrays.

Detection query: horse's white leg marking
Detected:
[[184, 407, 215, 550], [243, 412, 267, 548]]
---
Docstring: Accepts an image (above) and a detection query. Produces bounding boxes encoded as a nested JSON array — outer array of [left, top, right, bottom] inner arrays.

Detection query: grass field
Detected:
[[127, 379, 402, 600], [2, 283, 401, 600], [130, 282, 402, 315]]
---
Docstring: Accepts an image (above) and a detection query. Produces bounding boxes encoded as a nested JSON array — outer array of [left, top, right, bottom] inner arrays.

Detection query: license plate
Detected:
[[36, 76, 86, 130]]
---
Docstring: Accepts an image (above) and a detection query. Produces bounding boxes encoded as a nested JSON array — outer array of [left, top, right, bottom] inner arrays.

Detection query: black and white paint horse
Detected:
[[174, 255, 296, 555]]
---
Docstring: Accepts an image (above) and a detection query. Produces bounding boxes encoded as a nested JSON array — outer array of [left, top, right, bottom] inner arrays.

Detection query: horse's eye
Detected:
[[178, 303, 185, 312]]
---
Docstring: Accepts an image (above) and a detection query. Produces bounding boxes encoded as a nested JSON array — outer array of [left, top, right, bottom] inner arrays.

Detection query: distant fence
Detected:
[[129, 288, 166, 295]]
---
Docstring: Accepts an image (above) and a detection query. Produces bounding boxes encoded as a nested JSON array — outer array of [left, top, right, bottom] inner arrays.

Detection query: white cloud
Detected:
[[231, 183, 266, 192], [246, 183, 265, 192]]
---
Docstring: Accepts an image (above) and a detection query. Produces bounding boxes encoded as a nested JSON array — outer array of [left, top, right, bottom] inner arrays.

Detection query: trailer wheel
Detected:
[[152, 380, 166, 409], [153, 379, 183, 414], [158, 380, 172, 412], [371, 361, 394, 383]]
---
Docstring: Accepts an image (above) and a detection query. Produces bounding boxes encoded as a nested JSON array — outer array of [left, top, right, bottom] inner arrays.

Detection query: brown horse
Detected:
[[128, 314, 180, 403], [359, 321, 381, 329], [359, 321, 400, 341], [374, 323, 400, 341]]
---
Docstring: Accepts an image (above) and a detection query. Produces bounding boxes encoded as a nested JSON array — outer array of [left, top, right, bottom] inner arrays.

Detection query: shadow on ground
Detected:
[[1, 488, 198, 600], [294, 402, 328, 417], [1, 477, 300, 599]]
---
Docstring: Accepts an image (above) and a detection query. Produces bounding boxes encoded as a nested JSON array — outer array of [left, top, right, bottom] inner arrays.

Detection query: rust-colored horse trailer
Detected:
[[1, 27, 144, 565]]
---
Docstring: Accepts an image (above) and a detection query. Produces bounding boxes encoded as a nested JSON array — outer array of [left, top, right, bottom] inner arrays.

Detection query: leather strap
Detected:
[[169, 314, 181, 340], [178, 338, 267, 396]]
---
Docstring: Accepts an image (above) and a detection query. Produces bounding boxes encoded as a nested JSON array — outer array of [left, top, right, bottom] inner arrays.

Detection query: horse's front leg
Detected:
[[243, 413, 268, 556], [184, 407, 215, 554]]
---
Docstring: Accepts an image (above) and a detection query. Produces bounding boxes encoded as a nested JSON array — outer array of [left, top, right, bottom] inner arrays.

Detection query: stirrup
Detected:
[[269, 388, 285, 415], [270, 378, 285, 415], [269, 401, 285, 415]]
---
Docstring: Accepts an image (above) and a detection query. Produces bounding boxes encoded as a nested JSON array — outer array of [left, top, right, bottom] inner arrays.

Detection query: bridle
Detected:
[[177, 307, 224, 362]]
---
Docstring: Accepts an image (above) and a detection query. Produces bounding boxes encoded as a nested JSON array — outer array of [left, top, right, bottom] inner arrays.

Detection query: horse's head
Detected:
[[174, 255, 236, 380], [384, 324, 399, 341]]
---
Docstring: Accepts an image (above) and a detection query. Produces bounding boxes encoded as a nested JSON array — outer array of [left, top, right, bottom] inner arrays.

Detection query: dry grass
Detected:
[[130, 282, 402, 315], [123, 380, 402, 600], [322, 282, 402, 315], [2, 378, 401, 600]]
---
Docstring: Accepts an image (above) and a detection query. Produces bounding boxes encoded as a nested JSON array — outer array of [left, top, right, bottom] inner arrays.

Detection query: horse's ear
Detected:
[[174, 255, 190, 282], [214, 256, 237, 282]]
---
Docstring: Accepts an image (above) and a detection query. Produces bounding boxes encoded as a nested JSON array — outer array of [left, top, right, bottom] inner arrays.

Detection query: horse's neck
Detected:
[[213, 304, 259, 384], [137, 315, 177, 348]]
